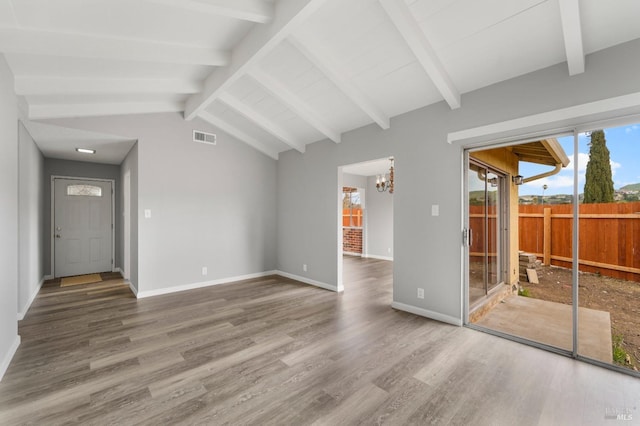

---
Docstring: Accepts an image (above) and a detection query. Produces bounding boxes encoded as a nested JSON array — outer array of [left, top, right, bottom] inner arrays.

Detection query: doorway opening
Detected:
[[339, 158, 394, 292]]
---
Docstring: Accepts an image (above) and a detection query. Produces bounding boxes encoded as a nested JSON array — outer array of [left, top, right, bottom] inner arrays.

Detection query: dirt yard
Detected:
[[520, 265, 640, 370]]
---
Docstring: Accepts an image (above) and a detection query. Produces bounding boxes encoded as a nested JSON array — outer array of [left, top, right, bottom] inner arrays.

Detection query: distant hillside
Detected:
[[620, 183, 640, 191]]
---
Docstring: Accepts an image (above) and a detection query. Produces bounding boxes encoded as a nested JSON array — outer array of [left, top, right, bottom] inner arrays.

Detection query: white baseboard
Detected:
[[17, 277, 45, 321], [114, 267, 123, 275], [276, 271, 338, 292], [391, 301, 462, 326], [135, 271, 278, 299], [343, 252, 362, 257], [127, 281, 138, 297], [0, 335, 20, 382], [44, 274, 53, 280], [363, 254, 394, 261]]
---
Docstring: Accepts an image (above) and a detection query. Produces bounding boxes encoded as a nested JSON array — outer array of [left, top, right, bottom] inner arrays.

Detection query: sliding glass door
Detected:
[[465, 124, 640, 377], [468, 160, 505, 308]]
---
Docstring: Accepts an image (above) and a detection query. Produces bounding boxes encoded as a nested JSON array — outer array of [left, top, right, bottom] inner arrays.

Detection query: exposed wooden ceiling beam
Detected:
[[184, 0, 328, 120], [218, 92, 306, 153], [248, 68, 341, 143], [145, 0, 274, 23], [15, 77, 201, 96], [379, 0, 460, 109], [558, 0, 585, 76], [28, 100, 184, 120], [0, 28, 229, 66], [199, 111, 279, 160], [288, 31, 390, 130]]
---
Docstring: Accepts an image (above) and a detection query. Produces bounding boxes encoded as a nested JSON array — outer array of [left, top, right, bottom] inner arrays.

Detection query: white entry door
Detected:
[[54, 178, 113, 277]]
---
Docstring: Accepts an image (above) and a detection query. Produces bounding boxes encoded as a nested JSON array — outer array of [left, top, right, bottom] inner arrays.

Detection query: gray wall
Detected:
[[365, 175, 393, 260], [279, 135, 393, 288], [48, 112, 278, 294], [18, 121, 44, 317], [343, 173, 367, 189], [0, 55, 19, 380], [120, 143, 139, 291], [278, 38, 640, 323], [43, 159, 122, 277]]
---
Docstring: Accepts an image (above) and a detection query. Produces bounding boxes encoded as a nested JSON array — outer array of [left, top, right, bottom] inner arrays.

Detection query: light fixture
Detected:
[[376, 157, 394, 194], [76, 148, 96, 154], [512, 175, 524, 185]]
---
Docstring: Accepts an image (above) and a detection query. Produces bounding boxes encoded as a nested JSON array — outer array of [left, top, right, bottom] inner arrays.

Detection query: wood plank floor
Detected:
[[1, 257, 639, 425]]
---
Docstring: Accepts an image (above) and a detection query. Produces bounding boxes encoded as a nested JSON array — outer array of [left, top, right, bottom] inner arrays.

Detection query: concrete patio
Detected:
[[473, 295, 613, 363]]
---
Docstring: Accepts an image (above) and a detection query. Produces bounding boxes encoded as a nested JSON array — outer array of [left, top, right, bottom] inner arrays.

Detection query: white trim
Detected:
[[17, 277, 44, 321], [136, 271, 278, 299], [114, 267, 123, 274], [123, 170, 131, 281], [391, 301, 462, 326], [0, 335, 20, 382], [337, 167, 344, 293], [276, 270, 339, 292], [44, 274, 53, 280], [447, 91, 640, 144], [363, 254, 393, 261], [51, 176, 116, 278], [127, 281, 138, 297]]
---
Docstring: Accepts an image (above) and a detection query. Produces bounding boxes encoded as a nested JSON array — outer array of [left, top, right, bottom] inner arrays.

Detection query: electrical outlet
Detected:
[[417, 288, 425, 299], [387, 247, 391, 253], [303, 264, 307, 272], [202, 267, 207, 276]]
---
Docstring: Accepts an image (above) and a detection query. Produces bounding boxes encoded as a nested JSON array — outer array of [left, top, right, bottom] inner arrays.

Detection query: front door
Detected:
[[54, 178, 113, 277], [468, 160, 505, 307]]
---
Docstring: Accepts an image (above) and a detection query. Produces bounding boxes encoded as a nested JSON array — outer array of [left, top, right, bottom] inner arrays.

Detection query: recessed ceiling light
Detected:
[[76, 148, 96, 154]]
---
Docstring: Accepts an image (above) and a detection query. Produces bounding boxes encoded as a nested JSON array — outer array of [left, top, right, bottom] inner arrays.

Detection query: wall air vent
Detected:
[[193, 130, 216, 145]]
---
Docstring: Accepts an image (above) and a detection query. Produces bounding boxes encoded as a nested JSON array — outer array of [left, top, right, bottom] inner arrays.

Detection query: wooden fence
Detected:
[[342, 208, 363, 227], [518, 202, 640, 282]]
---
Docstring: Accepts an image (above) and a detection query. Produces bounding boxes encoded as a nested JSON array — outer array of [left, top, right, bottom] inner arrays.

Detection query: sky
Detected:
[[518, 123, 640, 196]]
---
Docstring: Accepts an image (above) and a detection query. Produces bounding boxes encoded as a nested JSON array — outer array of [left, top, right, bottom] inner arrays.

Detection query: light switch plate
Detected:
[[144, 209, 151, 219], [431, 205, 439, 216]]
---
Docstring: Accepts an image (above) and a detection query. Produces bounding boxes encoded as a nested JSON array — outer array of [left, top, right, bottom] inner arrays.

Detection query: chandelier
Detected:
[[376, 157, 394, 193]]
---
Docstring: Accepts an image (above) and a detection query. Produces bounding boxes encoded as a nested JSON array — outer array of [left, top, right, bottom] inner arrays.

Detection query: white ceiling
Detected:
[[22, 120, 136, 165], [2, 0, 640, 163]]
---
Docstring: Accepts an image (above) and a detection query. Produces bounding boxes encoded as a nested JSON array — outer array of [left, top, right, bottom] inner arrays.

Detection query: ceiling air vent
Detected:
[[193, 130, 216, 145]]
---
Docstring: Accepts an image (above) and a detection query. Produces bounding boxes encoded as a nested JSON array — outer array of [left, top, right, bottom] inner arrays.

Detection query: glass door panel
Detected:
[[577, 125, 640, 372], [486, 170, 501, 293], [468, 162, 487, 306], [468, 161, 504, 308]]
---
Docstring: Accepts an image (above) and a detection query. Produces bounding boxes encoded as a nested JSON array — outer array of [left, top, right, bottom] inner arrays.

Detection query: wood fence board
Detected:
[[516, 201, 640, 282]]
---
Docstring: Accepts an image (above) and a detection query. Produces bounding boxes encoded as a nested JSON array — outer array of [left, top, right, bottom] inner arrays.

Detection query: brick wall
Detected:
[[343, 227, 363, 254]]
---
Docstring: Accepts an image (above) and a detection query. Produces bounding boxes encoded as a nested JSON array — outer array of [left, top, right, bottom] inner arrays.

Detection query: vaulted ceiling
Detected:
[[2, 0, 640, 161]]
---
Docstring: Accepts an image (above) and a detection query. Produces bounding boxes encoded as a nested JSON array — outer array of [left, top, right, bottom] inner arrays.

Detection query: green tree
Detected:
[[583, 130, 615, 203]]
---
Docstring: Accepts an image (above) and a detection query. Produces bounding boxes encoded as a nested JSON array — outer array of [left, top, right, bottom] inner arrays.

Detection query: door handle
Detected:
[[55, 234, 61, 239], [463, 228, 473, 247]]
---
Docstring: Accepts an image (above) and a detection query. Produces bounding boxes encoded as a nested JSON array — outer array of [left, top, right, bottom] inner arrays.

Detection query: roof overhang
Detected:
[[510, 138, 570, 167]]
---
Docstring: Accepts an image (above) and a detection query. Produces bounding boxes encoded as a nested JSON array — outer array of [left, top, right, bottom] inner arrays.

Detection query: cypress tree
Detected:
[[583, 130, 615, 203]]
